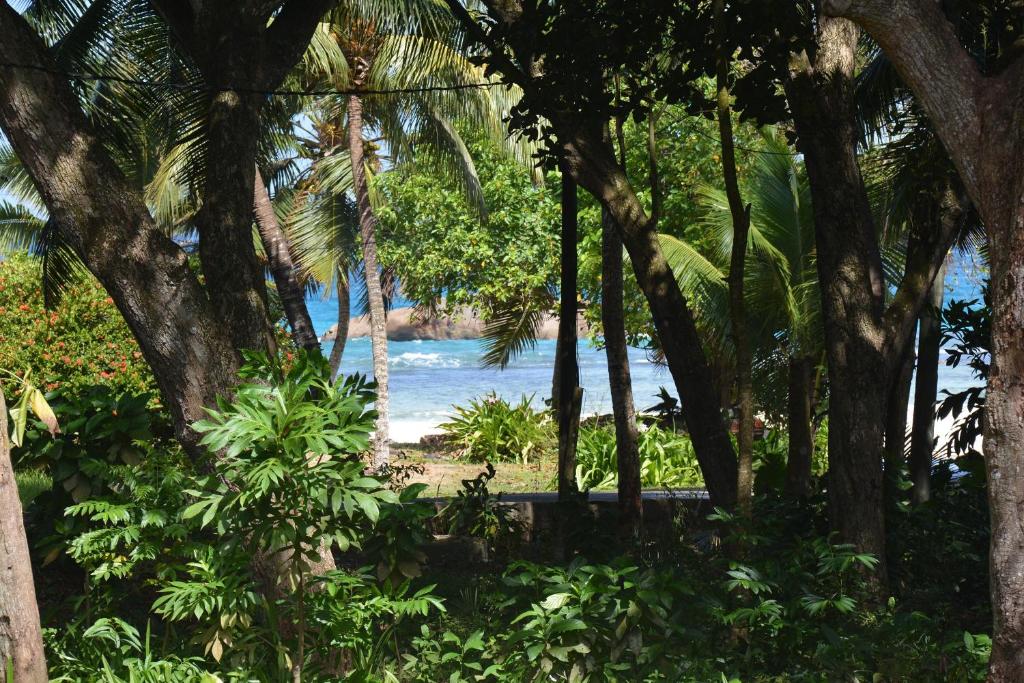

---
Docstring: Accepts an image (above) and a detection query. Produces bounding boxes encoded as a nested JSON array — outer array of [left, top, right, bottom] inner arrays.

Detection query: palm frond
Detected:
[[481, 295, 547, 369]]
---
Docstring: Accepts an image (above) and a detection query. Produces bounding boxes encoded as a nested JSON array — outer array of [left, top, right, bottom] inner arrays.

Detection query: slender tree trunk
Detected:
[[0, 387, 47, 683], [785, 355, 815, 497], [910, 261, 945, 505], [348, 93, 390, 467], [556, 165, 582, 501], [715, 0, 754, 514], [560, 124, 738, 506], [253, 166, 320, 352], [329, 272, 351, 382], [603, 120, 641, 536], [884, 339, 916, 495], [602, 206, 641, 535]]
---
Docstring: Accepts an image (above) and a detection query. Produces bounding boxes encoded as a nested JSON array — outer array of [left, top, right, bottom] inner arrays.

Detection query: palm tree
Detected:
[[660, 128, 822, 495], [286, 0, 522, 467]]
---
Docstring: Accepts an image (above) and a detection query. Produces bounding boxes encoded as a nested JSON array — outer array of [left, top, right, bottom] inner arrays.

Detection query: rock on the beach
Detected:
[[319, 305, 588, 342]]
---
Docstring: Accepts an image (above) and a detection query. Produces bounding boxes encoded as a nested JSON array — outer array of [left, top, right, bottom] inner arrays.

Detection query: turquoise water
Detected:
[[307, 255, 986, 438]]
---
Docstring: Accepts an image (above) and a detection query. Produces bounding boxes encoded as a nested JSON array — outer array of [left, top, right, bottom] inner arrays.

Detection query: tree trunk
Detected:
[[347, 93, 390, 467], [602, 205, 641, 536], [254, 166, 320, 352], [0, 4, 241, 459], [196, 84, 276, 356], [884, 339, 916, 497], [984, 205, 1024, 681], [785, 355, 815, 497], [556, 166, 582, 501], [715, 0, 754, 514], [0, 387, 47, 683], [910, 261, 945, 505], [559, 124, 738, 506], [329, 271, 351, 382], [443, 0, 738, 506]]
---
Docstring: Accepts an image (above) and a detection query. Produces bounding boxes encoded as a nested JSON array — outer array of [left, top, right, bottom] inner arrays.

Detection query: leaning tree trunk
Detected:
[[348, 93, 390, 467], [602, 205, 641, 536], [559, 124, 738, 506], [0, 387, 48, 683], [556, 166, 582, 502], [0, 5, 242, 460], [715, 0, 754, 514], [329, 271, 351, 382], [785, 355, 816, 497], [909, 261, 945, 505], [254, 166, 320, 352]]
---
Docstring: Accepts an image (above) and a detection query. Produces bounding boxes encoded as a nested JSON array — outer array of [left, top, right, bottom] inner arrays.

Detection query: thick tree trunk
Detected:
[[560, 124, 738, 506], [785, 355, 815, 497], [0, 387, 47, 683], [884, 340, 916, 494], [715, 0, 754, 514], [910, 262, 944, 505], [602, 206, 641, 535], [556, 167, 582, 501], [0, 5, 240, 459], [348, 93, 390, 467], [818, 1, 1024, 673], [984, 207, 1024, 681], [254, 166, 320, 352], [196, 85, 276, 356], [329, 272, 351, 382]]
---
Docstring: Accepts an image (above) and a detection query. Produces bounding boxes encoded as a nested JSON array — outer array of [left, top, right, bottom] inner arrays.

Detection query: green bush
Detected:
[[574, 423, 704, 491], [0, 253, 155, 399], [440, 393, 553, 463]]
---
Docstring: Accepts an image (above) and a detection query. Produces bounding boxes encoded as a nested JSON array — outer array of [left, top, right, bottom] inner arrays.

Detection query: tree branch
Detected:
[[443, 0, 535, 96], [882, 187, 969, 357], [823, 0, 985, 199], [263, 0, 336, 87], [147, 0, 196, 56]]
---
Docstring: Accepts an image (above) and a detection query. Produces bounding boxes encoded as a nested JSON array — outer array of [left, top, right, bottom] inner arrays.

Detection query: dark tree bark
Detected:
[[329, 272, 351, 381], [0, 4, 239, 458], [823, 2, 1024, 672], [348, 90, 391, 467], [603, 119, 641, 536], [254, 166, 320, 352], [0, 387, 47, 683], [150, 0, 335, 356], [910, 261, 945, 505], [715, 0, 754, 514], [785, 356, 816, 497], [602, 206, 641, 534], [783, 14, 958, 590], [556, 166, 582, 502], [445, 0, 739, 507]]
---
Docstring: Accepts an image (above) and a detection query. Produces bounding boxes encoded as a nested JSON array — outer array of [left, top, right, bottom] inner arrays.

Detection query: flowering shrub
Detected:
[[0, 254, 155, 398]]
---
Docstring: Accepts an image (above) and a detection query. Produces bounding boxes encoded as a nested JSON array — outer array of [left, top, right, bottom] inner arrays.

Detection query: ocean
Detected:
[[305, 255, 987, 442]]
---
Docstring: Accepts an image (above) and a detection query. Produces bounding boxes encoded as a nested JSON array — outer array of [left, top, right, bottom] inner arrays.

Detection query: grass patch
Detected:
[[393, 442, 557, 496]]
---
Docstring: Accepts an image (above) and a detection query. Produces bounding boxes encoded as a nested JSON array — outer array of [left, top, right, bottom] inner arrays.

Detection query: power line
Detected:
[[0, 61, 502, 97]]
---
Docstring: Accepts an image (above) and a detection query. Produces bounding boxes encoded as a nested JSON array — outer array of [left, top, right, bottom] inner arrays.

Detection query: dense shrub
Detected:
[[440, 393, 554, 463], [0, 254, 155, 398], [574, 423, 704, 491]]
